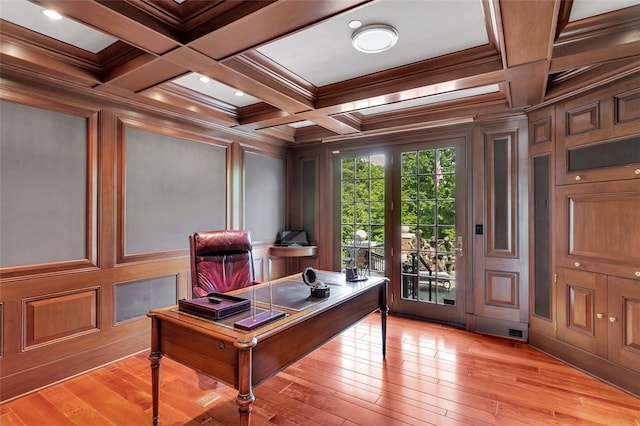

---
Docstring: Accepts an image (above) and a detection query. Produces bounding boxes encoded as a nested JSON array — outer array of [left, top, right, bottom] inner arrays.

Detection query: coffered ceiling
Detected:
[[1, 0, 639, 145]]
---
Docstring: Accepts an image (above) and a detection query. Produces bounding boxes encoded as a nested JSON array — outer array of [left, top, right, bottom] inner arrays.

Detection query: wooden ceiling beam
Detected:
[[495, 0, 561, 108], [29, 0, 180, 54], [551, 30, 640, 73], [546, 57, 640, 101], [0, 36, 100, 87], [187, 0, 373, 60], [296, 110, 361, 135]]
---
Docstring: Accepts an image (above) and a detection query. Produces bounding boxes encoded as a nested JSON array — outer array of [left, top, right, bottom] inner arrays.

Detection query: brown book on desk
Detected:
[[178, 293, 251, 320]]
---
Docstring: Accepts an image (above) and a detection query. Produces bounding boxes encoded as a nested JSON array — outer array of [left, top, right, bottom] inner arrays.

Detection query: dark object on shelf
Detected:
[[311, 286, 330, 298], [276, 230, 310, 246], [178, 292, 250, 320], [302, 267, 331, 298], [346, 266, 367, 282]]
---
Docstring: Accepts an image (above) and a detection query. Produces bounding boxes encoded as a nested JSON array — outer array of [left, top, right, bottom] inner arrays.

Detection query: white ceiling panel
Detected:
[[257, 0, 489, 87], [0, 0, 117, 53], [569, 0, 640, 21]]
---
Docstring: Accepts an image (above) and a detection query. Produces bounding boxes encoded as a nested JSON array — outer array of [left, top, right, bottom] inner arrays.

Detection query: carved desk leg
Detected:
[[235, 337, 258, 425], [149, 316, 162, 426], [149, 351, 163, 425]]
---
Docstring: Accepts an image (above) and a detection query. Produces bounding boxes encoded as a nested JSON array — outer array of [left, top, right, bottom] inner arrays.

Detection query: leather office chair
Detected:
[[189, 230, 259, 297]]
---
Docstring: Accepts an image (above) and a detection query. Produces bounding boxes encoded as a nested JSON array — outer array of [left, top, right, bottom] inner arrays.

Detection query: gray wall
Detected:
[[124, 127, 227, 254], [244, 151, 284, 243], [0, 100, 87, 267]]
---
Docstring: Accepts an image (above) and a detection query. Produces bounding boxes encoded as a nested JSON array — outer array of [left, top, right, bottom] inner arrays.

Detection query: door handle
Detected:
[[455, 236, 463, 257]]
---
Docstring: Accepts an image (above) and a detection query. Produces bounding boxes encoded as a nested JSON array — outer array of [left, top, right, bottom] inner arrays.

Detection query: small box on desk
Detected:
[[178, 293, 251, 320]]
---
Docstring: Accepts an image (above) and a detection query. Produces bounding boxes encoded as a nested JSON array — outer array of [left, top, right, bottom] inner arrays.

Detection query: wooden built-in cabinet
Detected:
[[528, 75, 640, 396], [557, 268, 640, 375]]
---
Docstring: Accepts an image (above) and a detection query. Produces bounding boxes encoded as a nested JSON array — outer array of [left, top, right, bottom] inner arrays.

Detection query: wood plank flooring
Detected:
[[2, 314, 639, 425]]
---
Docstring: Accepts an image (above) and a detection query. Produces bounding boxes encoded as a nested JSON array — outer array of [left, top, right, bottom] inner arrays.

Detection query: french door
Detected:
[[391, 138, 467, 325]]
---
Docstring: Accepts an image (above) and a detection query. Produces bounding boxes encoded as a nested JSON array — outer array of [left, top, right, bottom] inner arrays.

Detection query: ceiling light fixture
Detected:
[[198, 76, 211, 83], [348, 20, 362, 29], [42, 9, 63, 20], [234, 91, 245, 97], [351, 24, 398, 54]]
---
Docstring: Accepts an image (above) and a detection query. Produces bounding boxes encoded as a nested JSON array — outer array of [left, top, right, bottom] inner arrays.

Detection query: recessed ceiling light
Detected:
[[348, 20, 362, 29], [351, 24, 398, 54], [199, 76, 211, 83], [42, 9, 63, 20], [234, 91, 245, 97]]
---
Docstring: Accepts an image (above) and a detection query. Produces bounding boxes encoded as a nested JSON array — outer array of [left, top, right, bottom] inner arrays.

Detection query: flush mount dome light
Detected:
[[351, 24, 398, 53]]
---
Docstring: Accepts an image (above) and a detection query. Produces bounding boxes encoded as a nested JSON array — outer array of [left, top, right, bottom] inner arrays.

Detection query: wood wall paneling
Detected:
[[527, 106, 556, 338], [556, 267, 608, 357], [531, 76, 640, 395], [23, 288, 100, 350], [568, 192, 640, 265], [0, 81, 287, 400], [484, 130, 518, 258], [0, 303, 4, 358], [615, 87, 640, 124], [485, 270, 519, 308], [470, 118, 529, 337], [608, 275, 640, 374], [556, 180, 640, 279], [555, 75, 640, 185], [566, 102, 600, 136], [531, 116, 552, 145]]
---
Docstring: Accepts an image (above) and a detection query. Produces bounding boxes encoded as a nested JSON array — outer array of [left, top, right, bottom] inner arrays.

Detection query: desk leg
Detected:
[[235, 337, 258, 425], [149, 315, 162, 425], [380, 278, 389, 357], [149, 350, 163, 425]]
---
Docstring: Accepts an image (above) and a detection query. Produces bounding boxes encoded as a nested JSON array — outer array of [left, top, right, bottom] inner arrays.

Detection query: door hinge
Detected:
[[554, 273, 557, 284]]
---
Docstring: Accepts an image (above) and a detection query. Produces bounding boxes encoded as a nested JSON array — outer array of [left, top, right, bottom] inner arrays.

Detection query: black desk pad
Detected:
[[234, 280, 351, 311]]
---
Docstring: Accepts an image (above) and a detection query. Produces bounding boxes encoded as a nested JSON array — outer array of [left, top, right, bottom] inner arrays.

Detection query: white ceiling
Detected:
[[1, 0, 638, 115], [0, 0, 117, 53], [256, 0, 489, 87]]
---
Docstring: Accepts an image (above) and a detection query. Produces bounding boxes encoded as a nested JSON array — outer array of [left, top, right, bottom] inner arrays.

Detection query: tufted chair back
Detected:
[[189, 230, 258, 297]]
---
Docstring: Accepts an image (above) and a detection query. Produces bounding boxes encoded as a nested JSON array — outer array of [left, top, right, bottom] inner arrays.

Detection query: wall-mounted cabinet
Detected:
[[528, 74, 640, 397], [555, 77, 640, 186], [555, 179, 640, 280]]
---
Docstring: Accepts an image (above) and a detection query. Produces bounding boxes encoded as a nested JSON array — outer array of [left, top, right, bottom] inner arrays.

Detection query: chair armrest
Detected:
[[193, 286, 208, 298]]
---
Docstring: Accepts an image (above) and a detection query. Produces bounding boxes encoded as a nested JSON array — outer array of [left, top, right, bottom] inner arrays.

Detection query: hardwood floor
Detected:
[[2, 314, 639, 425]]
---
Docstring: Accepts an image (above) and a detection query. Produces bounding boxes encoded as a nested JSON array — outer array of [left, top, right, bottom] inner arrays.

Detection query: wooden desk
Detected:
[[148, 271, 388, 425]]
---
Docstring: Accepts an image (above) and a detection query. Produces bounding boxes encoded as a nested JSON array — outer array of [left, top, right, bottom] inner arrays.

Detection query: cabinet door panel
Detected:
[[556, 180, 640, 279], [556, 268, 608, 357], [608, 275, 640, 373]]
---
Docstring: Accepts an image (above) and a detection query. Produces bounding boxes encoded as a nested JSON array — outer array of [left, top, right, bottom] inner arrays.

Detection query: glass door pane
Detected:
[[394, 139, 466, 325], [400, 147, 457, 304], [339, 154, 386, 277]]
